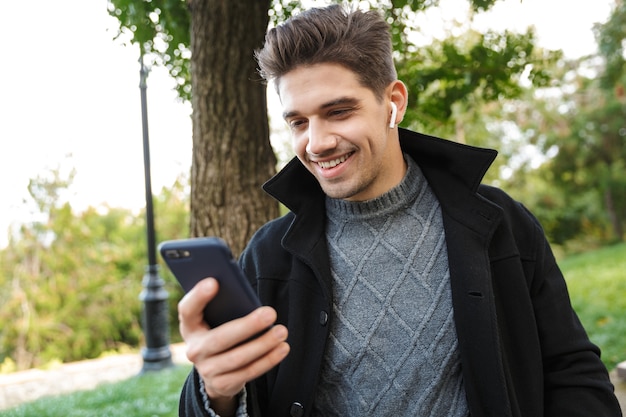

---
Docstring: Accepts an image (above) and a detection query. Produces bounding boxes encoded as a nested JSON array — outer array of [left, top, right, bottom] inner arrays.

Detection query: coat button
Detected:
[[290, 402, 304, 417], [319, 310, 328, 326]]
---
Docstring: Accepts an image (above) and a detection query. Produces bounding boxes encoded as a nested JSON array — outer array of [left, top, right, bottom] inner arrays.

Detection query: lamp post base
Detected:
[[139, 265, 174, 373], [140, 345, 174, 373]]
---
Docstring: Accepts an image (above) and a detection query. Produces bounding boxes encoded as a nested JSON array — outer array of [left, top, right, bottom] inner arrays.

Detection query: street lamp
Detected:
[[138, 53, 173, 372]]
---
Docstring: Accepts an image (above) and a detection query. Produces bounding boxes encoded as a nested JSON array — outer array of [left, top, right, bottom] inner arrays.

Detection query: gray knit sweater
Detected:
[[312, 155, 469, 416]]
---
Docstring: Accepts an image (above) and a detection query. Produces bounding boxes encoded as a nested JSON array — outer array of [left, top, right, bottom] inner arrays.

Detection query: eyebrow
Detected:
[[282, 96, 360, 120]]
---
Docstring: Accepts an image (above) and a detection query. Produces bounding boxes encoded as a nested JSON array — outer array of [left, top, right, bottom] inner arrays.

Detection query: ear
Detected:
[[387, 80, 408, 128]]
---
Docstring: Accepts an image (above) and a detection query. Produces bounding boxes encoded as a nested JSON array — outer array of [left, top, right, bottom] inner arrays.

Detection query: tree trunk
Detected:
[[188, 0, 278, 256]]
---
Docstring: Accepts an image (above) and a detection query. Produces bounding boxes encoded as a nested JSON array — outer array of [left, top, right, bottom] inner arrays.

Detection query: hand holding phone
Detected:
[[158, 237, 261, 329]]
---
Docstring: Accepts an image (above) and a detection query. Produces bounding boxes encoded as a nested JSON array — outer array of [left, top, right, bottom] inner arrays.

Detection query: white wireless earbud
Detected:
[[389, 102, 397, 128]]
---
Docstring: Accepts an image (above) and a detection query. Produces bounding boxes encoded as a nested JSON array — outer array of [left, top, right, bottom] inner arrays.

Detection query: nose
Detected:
[[306, 119, 337, 156]]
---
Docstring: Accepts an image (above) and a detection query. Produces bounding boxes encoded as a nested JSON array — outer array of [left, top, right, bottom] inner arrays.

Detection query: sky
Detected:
[[0, 0, 615, 248]]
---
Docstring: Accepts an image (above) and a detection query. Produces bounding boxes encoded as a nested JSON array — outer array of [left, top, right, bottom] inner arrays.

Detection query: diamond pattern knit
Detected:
[[311, 155, 469, 417]]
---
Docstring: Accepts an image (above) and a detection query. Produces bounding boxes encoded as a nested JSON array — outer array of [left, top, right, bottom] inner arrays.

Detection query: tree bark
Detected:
[[188, 0, 277, 256]]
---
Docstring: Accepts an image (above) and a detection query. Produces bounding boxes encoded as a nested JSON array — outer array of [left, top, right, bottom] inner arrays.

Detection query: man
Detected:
[[178, 5, 622, 417]]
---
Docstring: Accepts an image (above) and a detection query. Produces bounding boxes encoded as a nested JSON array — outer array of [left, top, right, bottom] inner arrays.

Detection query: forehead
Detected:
[[277, 63, 375, 114]]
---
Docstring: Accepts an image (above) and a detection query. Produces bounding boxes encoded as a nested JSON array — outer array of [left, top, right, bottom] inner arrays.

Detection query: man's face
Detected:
[[279, 63, 405, 202]]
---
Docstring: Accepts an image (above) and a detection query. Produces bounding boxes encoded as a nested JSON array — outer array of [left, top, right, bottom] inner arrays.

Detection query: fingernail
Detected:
[[272, 325, 287, 339], [257, 307, 275, 325], [203, 278, 216, 291]]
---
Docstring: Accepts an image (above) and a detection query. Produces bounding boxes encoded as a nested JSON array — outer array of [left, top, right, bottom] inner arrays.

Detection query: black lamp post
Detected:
[[138, 53, 173, 372]]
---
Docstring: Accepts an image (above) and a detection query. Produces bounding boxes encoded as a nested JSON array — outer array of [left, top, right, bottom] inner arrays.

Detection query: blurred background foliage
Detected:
[[0, 168, 189, 370]]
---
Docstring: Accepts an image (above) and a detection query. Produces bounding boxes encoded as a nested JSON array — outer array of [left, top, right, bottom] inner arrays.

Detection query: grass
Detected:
[[0, 365, 192, 417], [1, 243, 624, 416], [560, 242, 626, 370]]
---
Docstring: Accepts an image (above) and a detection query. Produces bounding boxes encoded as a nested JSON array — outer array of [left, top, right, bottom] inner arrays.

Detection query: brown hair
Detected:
[[255, 4, 397, 100]]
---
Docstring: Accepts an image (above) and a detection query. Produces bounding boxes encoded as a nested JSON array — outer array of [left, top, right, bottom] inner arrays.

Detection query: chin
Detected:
[[321, 184, 360, 201]]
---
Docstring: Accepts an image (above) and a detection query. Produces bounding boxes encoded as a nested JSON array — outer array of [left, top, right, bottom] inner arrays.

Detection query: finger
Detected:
[[193, 321, 288, 380], [200, 330, 291, 398], [186, 306, 279, 361], [178, 277, 219, 337], [208, 342, 290, 398], [216, 323, 289, 370]]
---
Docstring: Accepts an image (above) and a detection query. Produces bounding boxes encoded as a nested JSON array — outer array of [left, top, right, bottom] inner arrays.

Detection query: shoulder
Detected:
[[478, 184, 540, 227]]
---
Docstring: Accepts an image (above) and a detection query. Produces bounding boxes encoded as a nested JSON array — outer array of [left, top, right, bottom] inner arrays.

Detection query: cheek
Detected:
[[291, 133, 308, 158]]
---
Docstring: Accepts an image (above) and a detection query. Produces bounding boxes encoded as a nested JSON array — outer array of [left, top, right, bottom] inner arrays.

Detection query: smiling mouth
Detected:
[[316, 152, 353, 169]]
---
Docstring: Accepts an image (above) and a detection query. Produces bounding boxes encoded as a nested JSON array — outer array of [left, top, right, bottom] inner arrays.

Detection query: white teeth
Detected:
[[318, 155, 349, 169]]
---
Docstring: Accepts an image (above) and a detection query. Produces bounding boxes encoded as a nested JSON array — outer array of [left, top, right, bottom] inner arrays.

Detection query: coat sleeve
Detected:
[[179, 368, 213, 417], [524, 207, 622, 416], [179, 368, 258, 417]]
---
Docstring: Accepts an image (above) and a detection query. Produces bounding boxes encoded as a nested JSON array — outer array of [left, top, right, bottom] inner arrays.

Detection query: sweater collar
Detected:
[[324, 154, 424, 221]]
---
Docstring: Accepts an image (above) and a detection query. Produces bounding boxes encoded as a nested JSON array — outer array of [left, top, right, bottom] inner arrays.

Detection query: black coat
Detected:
[[180, 128, 622, 417]]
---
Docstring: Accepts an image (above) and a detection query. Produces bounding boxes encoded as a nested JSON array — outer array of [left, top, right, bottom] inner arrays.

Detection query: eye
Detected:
[[288, 118, 308, 131], [328, 109, 348, 116], [328, 107, 356, 120]]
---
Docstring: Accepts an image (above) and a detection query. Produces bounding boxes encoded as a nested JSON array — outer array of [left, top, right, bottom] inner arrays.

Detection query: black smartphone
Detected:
[[158, 237, 261, 328]]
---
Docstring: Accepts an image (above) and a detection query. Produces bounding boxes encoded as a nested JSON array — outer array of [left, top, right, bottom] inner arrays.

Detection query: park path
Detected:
[[1, 344, 625, 412], [0, 343, 190, 411]]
